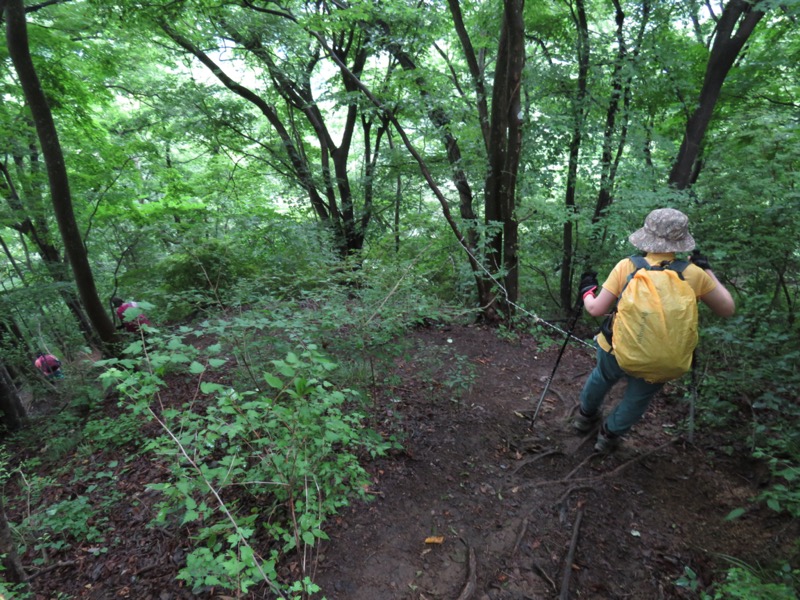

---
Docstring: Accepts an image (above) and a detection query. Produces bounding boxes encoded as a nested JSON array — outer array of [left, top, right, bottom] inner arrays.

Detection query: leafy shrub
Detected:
[[154, 239, 256, 318], [702, 565, 798, 600], [694, 305, 800, 519], [82, 412, 144, 450], [236, 217, 341, 302], [21, 496, 106, 562], [163, 239, 256, 293], [0, 579, 33, 600], [104, 332, 397, 596]]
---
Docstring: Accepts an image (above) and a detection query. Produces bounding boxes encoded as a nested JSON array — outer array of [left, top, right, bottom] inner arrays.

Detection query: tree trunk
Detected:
[[0, 320, 26, 382], [668, 0, 765, 189], [0, 363, 25, 432], [0, 494, 27, 588], [0, 492, 27, 586], [4, 0, 118, 352], [162, 17, 380, 258], [372, 19, 499, 315], [560, 0, 590, 311], [485, 0, 525, 317], [592, 0, 649, 231], [307, 30, 495, 315]]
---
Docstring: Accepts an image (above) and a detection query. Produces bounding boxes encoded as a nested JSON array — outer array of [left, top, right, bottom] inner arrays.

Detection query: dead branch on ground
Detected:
[[542, 439, 677, 487], [511, 517, 528, 556], [456, 544, 477, 600], [532, 559, 557, 591], [556, 485, 596, 508], [510, 450, 561, 476], [559, 508, 584, 600], [25, 560, 76, 581]]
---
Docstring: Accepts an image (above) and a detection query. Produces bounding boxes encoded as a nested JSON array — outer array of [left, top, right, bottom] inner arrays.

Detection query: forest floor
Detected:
[[5, 321, 798, 599]]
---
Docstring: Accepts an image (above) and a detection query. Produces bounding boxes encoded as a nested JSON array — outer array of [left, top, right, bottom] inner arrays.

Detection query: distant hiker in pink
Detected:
[[111, 297, 152, 333], [35, 352, 64, 380]]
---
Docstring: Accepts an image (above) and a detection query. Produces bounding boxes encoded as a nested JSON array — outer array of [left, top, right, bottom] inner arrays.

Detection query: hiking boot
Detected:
[[573, 409, 601, 433], [594, 427, 621, 453]]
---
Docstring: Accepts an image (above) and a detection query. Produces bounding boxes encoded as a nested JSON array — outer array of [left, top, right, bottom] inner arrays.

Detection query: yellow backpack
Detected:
[[604, 256, 698, 383]]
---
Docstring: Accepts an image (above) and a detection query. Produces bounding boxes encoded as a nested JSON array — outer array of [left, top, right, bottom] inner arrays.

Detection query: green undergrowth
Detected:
[[695, 310, 800, 524], [92, 309, 408, 597], [677, 561, 799, 599], [2, 283, 466, 598], [683, 304, 800, 598]]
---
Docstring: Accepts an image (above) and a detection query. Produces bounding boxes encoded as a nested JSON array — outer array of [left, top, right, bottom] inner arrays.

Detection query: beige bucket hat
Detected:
[[628, 208, 696, 253]]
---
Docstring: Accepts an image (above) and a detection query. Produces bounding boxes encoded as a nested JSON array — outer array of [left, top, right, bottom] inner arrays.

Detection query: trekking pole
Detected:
[[688, 350, 698, 444], [530, 296, 584, 428]]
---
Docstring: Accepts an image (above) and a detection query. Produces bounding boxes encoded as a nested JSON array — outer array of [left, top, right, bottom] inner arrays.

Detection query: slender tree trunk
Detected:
[[0, 493, 27, 586], [4, 0, 118, 352], [387, 132, 402, 254], [668, 0, 765, 189], [485, 0, 525, 316], [593, 0, 627, 223], [560, 0, 590, 311], [370, 20, 499, 315], [592, 0, 649, 230], [0, 363, 25, 432]]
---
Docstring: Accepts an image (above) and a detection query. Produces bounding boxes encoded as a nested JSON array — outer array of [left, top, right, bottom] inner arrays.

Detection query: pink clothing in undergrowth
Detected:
[[117, 301, 151, 332], [35, 354, 61, 374]]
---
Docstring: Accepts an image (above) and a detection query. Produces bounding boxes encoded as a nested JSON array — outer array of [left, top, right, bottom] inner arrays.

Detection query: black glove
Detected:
[[690, 250, 711, 270], [577, 271, 599, 305]]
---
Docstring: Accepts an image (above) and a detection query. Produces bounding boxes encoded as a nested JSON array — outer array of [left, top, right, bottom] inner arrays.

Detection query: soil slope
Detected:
[[313, 324, 793, 599]]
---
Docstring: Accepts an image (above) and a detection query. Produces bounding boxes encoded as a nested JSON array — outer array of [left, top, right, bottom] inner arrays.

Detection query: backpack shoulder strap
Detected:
[[624, 255, 650, 284], [628, 255, 650, 272], [666, 259, 690, 280]]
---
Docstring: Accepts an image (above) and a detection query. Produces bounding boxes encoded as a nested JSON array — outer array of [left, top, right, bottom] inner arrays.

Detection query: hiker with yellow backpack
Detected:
[[574, 208, 735, 453]]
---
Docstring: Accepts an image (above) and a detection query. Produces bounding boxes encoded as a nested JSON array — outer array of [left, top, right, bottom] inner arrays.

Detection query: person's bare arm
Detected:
[[699, 270, 735, 317], [583, 287, 617, 318]]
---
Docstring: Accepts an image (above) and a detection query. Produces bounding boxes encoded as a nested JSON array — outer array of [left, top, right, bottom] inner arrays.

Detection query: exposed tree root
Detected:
[[510, 450, 562, 476], [559, 508, 584, 600], [511, 517, 529, 556], [561, 453, 596, 481], [516, 385, 566, 412], [541, 439, 677, 487], [532, 559, 557, 591], [542, 385, 566, 406], [565, 403, 580, 419], [556, 485, 596, 508], [456, 544, 477, 600], [569, 427, 601, 455], [511, 439, 677, 494]]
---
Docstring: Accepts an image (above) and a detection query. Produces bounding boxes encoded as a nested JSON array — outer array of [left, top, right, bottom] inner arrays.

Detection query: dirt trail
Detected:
[[314, 324, 794, 600]]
